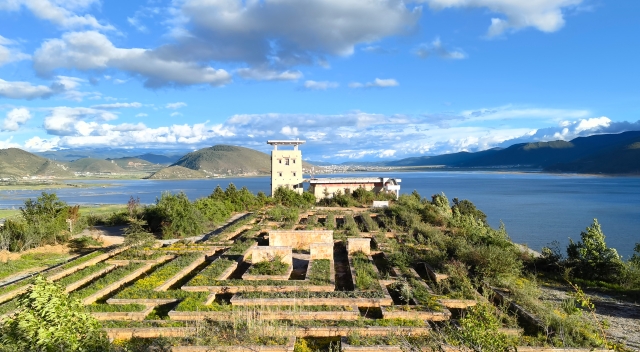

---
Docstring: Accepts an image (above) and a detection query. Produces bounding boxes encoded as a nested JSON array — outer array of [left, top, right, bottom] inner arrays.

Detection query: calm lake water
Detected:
[[1, 172, 638, 258]]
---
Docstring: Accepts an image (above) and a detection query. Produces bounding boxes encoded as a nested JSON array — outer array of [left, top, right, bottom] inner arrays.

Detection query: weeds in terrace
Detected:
[[249, 255, 289, 276], [186, 258, 235, 286], [341, 214, 359, 237], [305, 215, 319, 230], [352, 251, 380, 291], [433, 260, 477, 300], [307, 259, 331, 285], [359, 213, 379, 232], [85, 303, 146, 312], [325, 213, 336, 230], [443, 303, 518, 351], [389, 277, 413, 304]]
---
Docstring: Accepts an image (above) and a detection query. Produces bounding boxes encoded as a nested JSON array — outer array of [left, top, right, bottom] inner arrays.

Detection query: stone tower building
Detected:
[[267, 140, 305, 196]]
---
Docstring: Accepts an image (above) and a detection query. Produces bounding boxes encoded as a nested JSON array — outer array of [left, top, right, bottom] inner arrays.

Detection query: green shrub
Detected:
[[566, 219, 624, 282], [249, 255, 289, 276], [144, 192, 205, 239]]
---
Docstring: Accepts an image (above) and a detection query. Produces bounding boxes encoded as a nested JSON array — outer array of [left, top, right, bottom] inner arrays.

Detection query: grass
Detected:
[[55, 262, 113, 288], [352, 251, 380, 291], [70, 262, 145, 300], [248, 255, 289, 276], [307, 259, 331, 285], [85, 303, 147, 312], [0, 252, 71, 280], [186, 258, 236, 286]]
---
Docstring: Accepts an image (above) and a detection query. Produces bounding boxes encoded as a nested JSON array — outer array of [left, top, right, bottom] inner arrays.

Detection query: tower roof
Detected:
[[267, 140, 306, 145]]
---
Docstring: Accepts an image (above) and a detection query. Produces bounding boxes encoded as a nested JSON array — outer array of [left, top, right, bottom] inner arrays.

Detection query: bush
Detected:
[[566, 219, 624, 282], [144, 192, 205, 239], [0, 276, 109, 352]]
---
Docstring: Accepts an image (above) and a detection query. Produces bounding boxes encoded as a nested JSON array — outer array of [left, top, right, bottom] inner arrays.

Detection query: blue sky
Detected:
[[0, 0, 638, 162]]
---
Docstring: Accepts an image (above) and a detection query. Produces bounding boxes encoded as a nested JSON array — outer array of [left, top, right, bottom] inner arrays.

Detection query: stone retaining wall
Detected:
[[230, 296, 393, 308], [181, 284, 334, 294], [269, 230, 333, 249], [65, 264, 117, 293], [168, 307, 359, 321], [252, 246, 293, 265], [380, 306, 451, 321], [347, 238, 371, 255], [310, 243, 333, 260], [171, 336, 296, 352]]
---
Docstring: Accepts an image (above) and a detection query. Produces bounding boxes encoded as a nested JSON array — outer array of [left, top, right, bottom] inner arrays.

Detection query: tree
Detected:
[[452, 198, 487, 224], [567, 219, 623, 281], [0, 276, 109, 352]]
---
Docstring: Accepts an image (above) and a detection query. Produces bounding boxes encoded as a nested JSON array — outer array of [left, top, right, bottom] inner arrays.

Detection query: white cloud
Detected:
[[0, 136, 21, 149], [23, 136, 61, 152], [421, 0, 583, 36], [0, 0, 113, 30], [170, 112, 183, 117], [349, 78, 399, 88], [1, 108, 32, 131], [162, 0, 421, 68], [55, 75, 85, 90], [135, 113, 148, 117], [43, 106, 118, 136], [460, 106, 590, 122], [91, 102, 142, 109], [237, 68, 302, 81], [303, 80, 339, 90], [113, 78, 128, 84], [0, 35, 30, 66], [0, 79, 57, 99], [166, 102, 186, 109], [415, 37, 467, 59], [280, 126, 299, 136], [33, 31, 232, 88]]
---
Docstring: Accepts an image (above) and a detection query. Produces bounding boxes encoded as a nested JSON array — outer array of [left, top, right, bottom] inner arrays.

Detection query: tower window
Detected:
[[285, 158, 290, 165], [278, 172, 282, 177], [293, 159, 296, 164], [278, 159, 282, 164], [293, 172, 296, 177]]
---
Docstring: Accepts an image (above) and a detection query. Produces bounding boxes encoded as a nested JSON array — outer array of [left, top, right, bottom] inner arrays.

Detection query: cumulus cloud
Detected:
[[349, 78, 399, 88], [160, 0, 421, 68], [170, 112, 183, 117], [420, 0, 583, 36], [303, 80, 339, 90], [0, 0, 113, 30], [43, 107, 118, 136], [459, 106, 590, 122], [415, 37, 466, 59], [2, 108, 32, 131], [135, 113, 148, 117], [0, 79, 57, 99], [166, 102, 186, 109], [0, 136, 21, 149], [0, 35, 30, 66], [33, 31, 232, 88], [237, 68, 303, 81]]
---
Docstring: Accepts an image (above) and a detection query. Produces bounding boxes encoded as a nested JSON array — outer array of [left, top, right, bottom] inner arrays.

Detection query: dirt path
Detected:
[[540, 285, 640, 351]]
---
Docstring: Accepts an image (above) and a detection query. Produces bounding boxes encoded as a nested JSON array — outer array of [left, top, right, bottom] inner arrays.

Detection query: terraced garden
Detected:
[[0, 204, 620, 351]]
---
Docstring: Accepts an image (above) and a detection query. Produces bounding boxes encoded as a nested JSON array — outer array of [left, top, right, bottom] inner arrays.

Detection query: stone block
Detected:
[[347, 238, 371, 255], [268, 230, 333, 249], [310, 243, 333, 260], [252, 246, 293, 266]]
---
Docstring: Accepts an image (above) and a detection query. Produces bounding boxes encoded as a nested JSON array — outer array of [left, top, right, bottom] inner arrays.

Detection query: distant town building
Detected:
[[267, 140, 305, 195], [308, 177, 401, 200]]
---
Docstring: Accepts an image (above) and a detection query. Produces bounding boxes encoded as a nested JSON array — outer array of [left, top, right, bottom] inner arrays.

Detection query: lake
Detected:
[[1, 172, 638, 258]]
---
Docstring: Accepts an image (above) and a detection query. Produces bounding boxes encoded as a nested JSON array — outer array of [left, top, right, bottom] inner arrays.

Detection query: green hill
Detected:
[[147, 166, 208, 179], [171, 145, 314, 176], [382, 131, 640, 174], [0, 148, 72, 179], [66, 158, 125, 174], [545, 135, 640, 174]]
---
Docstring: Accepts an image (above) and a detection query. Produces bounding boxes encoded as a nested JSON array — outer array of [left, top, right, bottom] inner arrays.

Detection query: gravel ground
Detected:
[[540, 285, 640, 351]]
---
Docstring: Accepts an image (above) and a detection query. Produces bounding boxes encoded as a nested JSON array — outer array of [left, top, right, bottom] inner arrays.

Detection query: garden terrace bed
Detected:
[[56, 262, 116, 292], [0, 246, 126, 303], [70, 262, 149, 304], [349, 251, 384, 292], [305, 259, 333, 286], [380, 305, 450, 321], [231, 291, 392, 308], [89, 303, 155, 321], [340, 335, 430, 351], [110, 249, 166, 261], [184, 257, 237, 287], [114, 253, 203, 300], [171, 336, 296, 352], [169, 304, 359, 321]]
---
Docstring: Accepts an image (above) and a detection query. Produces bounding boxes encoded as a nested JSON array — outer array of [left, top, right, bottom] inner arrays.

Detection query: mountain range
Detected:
[[1, 131, 639, 179]]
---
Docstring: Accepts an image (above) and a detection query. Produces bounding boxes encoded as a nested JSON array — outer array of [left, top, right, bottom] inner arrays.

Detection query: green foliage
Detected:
[[249, 255, 289, 276], [116, 253, 202, 299], [0, 252, 68, 280], [145, 192, 205, 239], [71, 263, 145, 300], [55, 262, 112, 288], [567, 219, 624, 282], [388, 277, 413, 304], [341, 213, 360, 237], [0, 192, 72, 252], [0, 276, 109, 352], [446, 303, 517, 351], [187, 258, 236, 286], [267, 205, 299, 225], [452, 197, 487, 223], [69, 235, 102, 250], [352, 251, 380, 291], [85, 303, 146, 312], [272, 186, 315, 208], [307, 259, 332, 285]]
